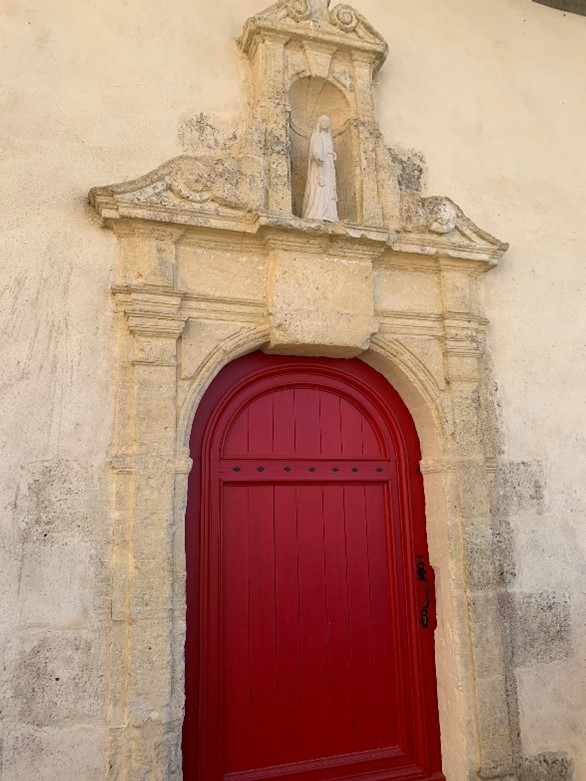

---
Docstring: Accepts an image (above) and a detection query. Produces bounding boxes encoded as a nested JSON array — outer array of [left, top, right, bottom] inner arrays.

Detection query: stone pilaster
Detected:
[[106, 286, 187, 779]]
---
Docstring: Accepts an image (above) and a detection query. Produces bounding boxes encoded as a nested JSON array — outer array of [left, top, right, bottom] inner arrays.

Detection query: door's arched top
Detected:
[[223, 384, 386, 458], [191, 352, 425, 468]]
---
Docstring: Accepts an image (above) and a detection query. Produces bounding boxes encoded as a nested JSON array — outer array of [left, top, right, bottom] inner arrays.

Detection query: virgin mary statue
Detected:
[[302, 114, 339, 222]]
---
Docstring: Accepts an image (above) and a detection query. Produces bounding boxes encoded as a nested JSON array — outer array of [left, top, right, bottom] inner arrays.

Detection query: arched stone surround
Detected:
[[101, 226, 512, 781], [89, 3, 513, 779]]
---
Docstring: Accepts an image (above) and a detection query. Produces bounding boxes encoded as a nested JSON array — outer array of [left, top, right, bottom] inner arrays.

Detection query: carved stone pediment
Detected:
[[90, 117, 269, 227], [239, 0, 388, 71], [89, 0, 508, 268], [90, 155, 261, 227], [396, 194, 509, 262]]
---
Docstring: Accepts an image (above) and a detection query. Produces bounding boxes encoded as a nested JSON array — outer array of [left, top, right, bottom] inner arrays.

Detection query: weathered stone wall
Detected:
[[0, 1, 584, 780]]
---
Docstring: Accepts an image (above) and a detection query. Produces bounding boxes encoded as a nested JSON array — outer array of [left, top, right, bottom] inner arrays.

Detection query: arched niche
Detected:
[[288, 76, 357, 222]]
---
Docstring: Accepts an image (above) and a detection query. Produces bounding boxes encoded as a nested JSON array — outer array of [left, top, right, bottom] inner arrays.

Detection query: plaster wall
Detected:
[[0, 1, 584, 780]]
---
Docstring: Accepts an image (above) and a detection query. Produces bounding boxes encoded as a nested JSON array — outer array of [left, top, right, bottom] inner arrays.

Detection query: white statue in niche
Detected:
[[302, 114, 339, 222]]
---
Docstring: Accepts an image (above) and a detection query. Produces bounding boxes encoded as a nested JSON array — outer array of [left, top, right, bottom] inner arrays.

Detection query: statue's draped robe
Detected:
[[302, 128, 339, 222]]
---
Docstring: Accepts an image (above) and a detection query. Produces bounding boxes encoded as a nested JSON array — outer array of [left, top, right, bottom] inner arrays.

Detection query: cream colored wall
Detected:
[[0, 0, 584, 779], [370, 0, 585, 775]]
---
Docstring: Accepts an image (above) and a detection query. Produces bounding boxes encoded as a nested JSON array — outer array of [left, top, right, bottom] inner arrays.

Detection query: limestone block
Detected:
[[2, 629, 104, 727], [126, 719, 183, 781], [510, 591, 572, 667], [444, 349, 482, 383], [441, 266, 474, 314], [116, 227, 181, 287], [0, 540, 18, 626], [2, 726, 102, 781], [464, 527, 501, 592], [177, 245, 267, 302], [473, 672, 516, 769], [452, 459, 493, 525], [449, 385, 484, 448], [467, 592, 514, 679], [517, 752, 574, 781], [180, 319, 261, 380], [513, 516, 576, 593], [493, 460, 546, 519], [127, 619, 174, 717], [517, 658, 582, 757], [14, 459, 104, 545], [16, 542, 92, 628], [389, 335, 446, 392], [373, 266, 441, 314], [266, 249, 377, 356]]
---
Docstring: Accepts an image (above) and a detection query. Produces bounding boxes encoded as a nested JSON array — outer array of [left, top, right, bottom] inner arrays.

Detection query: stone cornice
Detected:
[[92, 203, 506, 269]]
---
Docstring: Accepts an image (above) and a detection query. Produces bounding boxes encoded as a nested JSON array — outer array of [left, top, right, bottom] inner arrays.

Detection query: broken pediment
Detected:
[[396, 194, 509, 262], [89, 0, 508, 267]]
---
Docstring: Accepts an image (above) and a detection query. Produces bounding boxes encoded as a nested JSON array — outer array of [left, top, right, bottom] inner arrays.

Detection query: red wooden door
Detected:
[[184, 353, 444, 781]]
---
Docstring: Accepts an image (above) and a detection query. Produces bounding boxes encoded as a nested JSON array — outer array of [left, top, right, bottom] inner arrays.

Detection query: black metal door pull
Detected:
[[416, 554, 430, 629]]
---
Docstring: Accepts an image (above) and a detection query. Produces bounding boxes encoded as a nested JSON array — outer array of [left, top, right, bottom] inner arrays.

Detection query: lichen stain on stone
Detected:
[[179, 111, 238, 155], [518, 751, 574, 781], [14, 459, 98, 544], [5, 632, 101, 727], [388, 146, 427, 193], [511, 591, 572, 667], [493, 459, 546, 518]]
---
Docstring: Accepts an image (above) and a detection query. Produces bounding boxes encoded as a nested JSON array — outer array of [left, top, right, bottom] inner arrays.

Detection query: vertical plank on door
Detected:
[[274, 484, 303, 764], [322, 484, 354, 755], [248, 485, 279, 769], [297, 485, 330, 759], [223, 486, 251, 772], [364, 484, 399, 747], [343, 484, 377, 751]]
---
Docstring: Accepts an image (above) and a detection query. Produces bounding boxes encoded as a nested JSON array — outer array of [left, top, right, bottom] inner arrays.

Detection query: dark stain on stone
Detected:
[[510, 591, 572, 667], [493, 521, 517, 586], [493, 459, 545, 519], [518, 751, 573, 781], [15, 459, 97, 545], [388, 147, 425, 192], [5, 632, 101, 726]]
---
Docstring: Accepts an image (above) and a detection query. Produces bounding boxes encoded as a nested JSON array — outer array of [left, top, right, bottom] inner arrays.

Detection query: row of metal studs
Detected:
[[231, 466, 385, 473]]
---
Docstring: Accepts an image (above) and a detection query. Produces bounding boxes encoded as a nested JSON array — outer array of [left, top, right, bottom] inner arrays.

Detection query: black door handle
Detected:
[[416, 554, 430, 629]]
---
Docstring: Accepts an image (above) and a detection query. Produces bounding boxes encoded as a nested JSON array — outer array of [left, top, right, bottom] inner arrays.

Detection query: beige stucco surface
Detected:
[[1, 1, 585, 779]]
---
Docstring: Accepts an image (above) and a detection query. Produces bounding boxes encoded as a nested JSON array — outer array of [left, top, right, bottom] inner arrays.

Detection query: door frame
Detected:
[[102, 262, 516, 781]]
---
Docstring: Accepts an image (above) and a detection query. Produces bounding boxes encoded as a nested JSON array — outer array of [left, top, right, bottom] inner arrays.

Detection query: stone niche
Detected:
[[288, 76, 356, 221], [88, 1, 521, 780]]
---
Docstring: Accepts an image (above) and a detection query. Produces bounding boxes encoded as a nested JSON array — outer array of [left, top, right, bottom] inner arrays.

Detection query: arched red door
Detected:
[[183, 353, 444, 781]]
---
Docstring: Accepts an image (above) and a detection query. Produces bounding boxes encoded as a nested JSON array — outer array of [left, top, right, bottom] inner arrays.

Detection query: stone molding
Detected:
[[88, 1, 517, 779]]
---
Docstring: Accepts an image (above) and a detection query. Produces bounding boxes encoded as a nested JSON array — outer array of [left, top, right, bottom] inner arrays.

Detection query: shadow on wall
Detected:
[[533, 0, 586, 16], [289, 76, 358, 222]]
